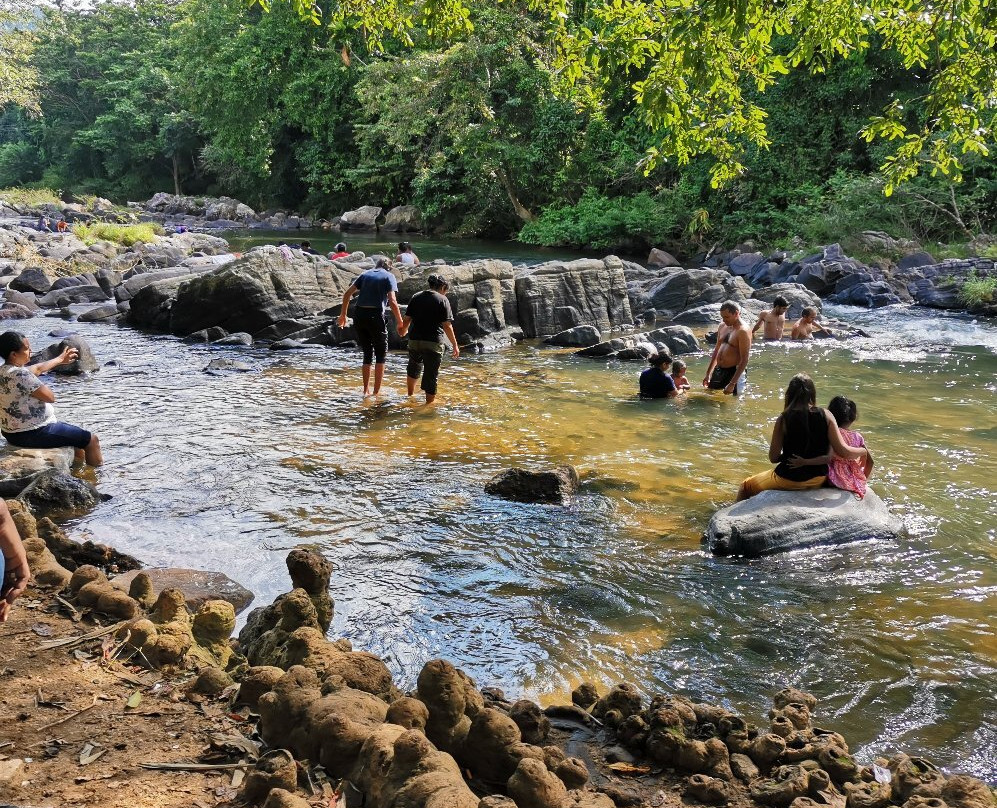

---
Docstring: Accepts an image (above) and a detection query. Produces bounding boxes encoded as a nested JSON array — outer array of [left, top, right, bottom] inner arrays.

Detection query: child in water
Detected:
[[791, 307, 832, 339], [826, 396, 874, 498], [671, 359, 690, 390]]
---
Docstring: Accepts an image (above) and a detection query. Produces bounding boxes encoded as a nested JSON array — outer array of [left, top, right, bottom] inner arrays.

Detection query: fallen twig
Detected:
[[37, 694, 99, 732], [138, 761, 254, 772], [37, 622, 126, 651]]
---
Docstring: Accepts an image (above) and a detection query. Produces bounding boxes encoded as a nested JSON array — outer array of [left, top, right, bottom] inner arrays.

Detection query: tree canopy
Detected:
[[255, 0, 997, 193]]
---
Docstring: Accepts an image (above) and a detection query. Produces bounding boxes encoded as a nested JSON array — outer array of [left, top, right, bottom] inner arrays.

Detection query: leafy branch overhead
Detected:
[[251, 0, 997, 190]]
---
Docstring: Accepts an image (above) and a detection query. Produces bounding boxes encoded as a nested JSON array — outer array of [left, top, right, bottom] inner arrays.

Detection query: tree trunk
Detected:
[[172, 154, 181, 196], [495, 166, 534, 223]]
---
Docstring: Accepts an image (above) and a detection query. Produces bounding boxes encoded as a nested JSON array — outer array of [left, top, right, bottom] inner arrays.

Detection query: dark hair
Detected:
[[801, 306, 817, 318], [427, 274, 448, 291], [672, 359, 687, 371], [649, 351, 673, 368], [828, 395, 857, 427], [720, 300, 740, 314], [398, 241, 411, 252], [781, 373, 818, 440], [0, 331, 27, 362], [772, 296, 789, 308], [335, 242, 346, 252], [301, 240, 311, 248], [374, 257, 390, 269]]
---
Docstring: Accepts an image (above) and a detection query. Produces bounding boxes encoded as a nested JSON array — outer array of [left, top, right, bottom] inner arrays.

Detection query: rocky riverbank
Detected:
[[4, 516, 996, 808]]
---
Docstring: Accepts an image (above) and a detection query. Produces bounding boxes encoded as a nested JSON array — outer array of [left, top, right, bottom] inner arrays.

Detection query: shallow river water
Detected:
[[18, 276, 996, 781]]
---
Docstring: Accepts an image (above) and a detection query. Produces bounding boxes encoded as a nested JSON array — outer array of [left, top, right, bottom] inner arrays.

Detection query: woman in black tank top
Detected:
[[737, 373, 868, 501]]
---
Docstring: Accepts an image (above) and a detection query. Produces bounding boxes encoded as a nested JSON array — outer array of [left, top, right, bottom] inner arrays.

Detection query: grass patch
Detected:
[[959, 273, 997, 307], [0, 187, 62, 208], [73, 222, 162, 247]]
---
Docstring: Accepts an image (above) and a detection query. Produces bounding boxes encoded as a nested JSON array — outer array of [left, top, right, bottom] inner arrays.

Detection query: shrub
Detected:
[[73, 222, 162, 246], [0, 186, 62, 208], [518, 188, 693, 253], [959, 273, 997, 307]]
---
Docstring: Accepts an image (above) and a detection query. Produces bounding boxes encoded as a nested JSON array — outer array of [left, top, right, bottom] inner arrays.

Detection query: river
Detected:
[[18, 239, 997, 782]]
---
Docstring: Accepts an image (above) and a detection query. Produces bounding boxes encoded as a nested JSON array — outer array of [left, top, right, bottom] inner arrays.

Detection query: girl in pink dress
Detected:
[[827, 396, 874, 498]]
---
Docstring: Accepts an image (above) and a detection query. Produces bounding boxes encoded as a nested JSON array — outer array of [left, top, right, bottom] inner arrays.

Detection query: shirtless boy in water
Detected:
[[791, 307, 832, 339], [703, 300, 752, 395], [752, 296, 789, 340]]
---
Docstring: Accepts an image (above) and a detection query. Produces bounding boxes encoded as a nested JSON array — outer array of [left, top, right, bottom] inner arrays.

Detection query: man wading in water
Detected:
[[337, 258, 404, 396], [702, 300, 752, 395]]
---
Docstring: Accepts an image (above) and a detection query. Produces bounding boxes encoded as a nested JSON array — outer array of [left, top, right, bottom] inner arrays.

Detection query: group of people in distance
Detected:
[[36, 216, 68, 233], [337, 258, 458, 403], [752, 295, 832, 340], [639, 299, 874, 503], [0, 330, 104, 622], [326, 241, 420, 267]]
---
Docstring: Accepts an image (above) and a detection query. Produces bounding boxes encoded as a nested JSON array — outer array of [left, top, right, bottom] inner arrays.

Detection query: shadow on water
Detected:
[[19, 303, 997, 783]]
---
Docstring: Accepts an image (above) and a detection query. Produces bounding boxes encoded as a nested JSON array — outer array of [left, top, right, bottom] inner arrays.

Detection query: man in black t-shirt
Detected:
[[398, 275, 460, 404]]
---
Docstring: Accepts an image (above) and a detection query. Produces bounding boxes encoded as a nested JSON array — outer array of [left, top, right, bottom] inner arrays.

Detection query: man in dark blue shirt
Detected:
[[337, 258, 404, 396]]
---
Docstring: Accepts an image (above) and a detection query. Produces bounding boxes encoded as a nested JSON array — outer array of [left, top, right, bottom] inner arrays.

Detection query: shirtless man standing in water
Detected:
[[702, 300, 752, 395]]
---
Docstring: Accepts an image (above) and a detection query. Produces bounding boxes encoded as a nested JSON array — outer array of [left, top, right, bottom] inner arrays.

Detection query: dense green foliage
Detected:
[[73, 222, 163, 246], [0, 0, 994, 254]]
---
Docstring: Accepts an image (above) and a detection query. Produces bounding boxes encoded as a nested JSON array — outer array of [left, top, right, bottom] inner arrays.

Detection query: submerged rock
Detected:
[[485, 465, 580, 505], [705, 488, 903, 557]]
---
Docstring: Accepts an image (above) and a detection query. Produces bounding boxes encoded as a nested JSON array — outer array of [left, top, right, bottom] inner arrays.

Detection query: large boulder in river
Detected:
[[544, 325, 601, 347], [641, 268, 752, 316], [705, 488, 903, 557], [28, 334, 99, 375], [397, 261, 518, 349], [485, 465, 580, 505], [339, 206, 382, 230], [9, 268, 53, 295], [575, 325, 699, 359], [515, 257, 632, 338], [130, 247, 357, 337], [17, 469, 105, 518], [382, 205, 422, 232]]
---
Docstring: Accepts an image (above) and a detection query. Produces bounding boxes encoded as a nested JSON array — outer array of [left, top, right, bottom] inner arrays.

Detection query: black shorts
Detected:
[[353, 307, 388, 365], [708, 365, 745, 394], [406, 341, 444, 395]]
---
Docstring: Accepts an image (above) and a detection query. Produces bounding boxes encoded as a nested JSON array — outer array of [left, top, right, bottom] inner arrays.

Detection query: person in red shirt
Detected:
[[328, 242, 349, 260]]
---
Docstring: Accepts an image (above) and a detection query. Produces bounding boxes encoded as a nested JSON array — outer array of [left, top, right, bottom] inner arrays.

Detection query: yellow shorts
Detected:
[[739, 469, 826, 499]]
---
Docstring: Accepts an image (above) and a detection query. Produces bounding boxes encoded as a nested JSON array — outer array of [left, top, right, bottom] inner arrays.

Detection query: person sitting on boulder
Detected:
[[671, 359, 690, 391], [55, 218, 68, 233], [791, 307, 832, 339], [639, 352, 677, 399], [736, 373, 866, 501], [788, 395, 874, 499], [395, 241, 420, 267], [0, 331, 103, 466], [299, 240, 319, 255], [752, 296, 789, 340], [328, 242, 349, 260], [0, 500, 30, 623]]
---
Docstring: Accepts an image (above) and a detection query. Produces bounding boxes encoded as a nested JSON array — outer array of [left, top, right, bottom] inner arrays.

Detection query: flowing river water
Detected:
[[17, 235, 997, 782]]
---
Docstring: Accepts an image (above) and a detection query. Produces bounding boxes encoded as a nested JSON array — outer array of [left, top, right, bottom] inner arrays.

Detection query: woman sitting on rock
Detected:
[[0, 331, 103, 466], [736, 373, 865, 501]]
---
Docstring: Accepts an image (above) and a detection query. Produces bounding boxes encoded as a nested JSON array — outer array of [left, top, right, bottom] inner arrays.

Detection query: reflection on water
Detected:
[[23, 305, 997, 782]]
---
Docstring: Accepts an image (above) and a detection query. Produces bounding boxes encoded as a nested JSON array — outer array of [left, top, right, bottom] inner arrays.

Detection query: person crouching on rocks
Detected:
[[398, 274, 459, 404], [0, 331, 103, 466], [736, 373, 865, 501], [639, 352, 678, 399]]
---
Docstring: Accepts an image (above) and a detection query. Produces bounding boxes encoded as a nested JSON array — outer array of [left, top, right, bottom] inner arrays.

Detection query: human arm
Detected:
[[442, 322, 460, 358], [751, 313, 766, 335], [825, 412, 867, 461], [767, 416, 786, 464], [702, 331, 723, 387], [399, 315, 412, 338], [337, 283, 358, 328], [387, 291, 403, 330], [412, 253, 420, 266], [28, 345, 78, 377], [722, 329, 751, 394], [0, 503, 30, 623]]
